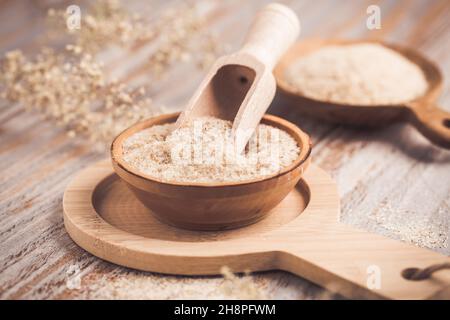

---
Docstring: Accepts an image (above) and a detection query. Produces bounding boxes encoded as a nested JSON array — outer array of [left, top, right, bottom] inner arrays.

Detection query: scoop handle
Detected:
[[278, 223, 450, 299], [239, 3, 300, 70], [406, 101, 450, 149]]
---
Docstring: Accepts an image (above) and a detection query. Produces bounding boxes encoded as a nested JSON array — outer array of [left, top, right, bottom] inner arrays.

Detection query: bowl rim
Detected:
[[111, 112, 312, 188]]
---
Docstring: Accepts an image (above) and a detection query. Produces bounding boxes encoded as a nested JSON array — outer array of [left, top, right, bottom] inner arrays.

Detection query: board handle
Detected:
[[406, 101, 450, 149], [239, 3, 300, 70], [277, 223, 450, 299]]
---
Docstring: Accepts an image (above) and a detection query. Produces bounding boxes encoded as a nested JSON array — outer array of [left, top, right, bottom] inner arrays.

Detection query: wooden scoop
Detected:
[[275, 39, 450, 149], [176, 3, 300, 153]]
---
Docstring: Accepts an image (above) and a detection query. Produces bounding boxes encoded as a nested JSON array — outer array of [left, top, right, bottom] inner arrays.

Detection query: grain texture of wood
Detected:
[[1, 0, 450, 300]]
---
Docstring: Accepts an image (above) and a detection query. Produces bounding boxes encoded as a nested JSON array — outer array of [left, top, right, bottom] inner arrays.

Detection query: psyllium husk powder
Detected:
[[285, 43, 428, 105], [122, 117, 300, 183]]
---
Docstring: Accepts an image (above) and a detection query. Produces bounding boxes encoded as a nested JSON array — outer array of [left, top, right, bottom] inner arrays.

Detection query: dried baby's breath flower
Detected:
[[46, 0, 155, 53], [220, 266, 265, 299], [0, 47, 163, 149], [146, 3, 223, 76], [1, 0, 223, 150]]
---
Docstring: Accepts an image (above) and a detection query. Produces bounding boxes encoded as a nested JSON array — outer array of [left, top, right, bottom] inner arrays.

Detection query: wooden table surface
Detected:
[[1, 0, 449, 299]]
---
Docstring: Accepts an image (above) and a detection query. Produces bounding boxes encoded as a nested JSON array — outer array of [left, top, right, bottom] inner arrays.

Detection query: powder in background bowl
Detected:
[[285, 43, 428, 105], [122, 117, 300, 183]]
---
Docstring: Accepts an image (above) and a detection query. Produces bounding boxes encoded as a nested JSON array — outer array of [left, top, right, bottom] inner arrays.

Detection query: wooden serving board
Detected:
[[63, 160, 450, 299]]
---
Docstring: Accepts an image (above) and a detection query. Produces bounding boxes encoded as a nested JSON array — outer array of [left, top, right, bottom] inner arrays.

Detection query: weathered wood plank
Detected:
[[0, 0, 449, 300]]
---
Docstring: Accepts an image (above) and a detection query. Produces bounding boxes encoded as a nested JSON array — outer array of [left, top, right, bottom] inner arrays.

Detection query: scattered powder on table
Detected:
[[71, 267, 265, 299], [370, 202, 449, 250], [285, 43, 428, 105], [122, 117, 300, 183]]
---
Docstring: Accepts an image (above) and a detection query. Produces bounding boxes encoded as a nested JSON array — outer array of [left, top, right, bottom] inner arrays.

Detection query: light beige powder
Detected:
[[285, 43, 428, 105], [122, 117, 300, 183], [370, 201, 448, 250]]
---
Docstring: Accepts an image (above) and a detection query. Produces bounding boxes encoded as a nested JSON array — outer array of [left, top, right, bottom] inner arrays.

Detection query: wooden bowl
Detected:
[[111, 112, 311, 231], [274, 39, 450, 149]]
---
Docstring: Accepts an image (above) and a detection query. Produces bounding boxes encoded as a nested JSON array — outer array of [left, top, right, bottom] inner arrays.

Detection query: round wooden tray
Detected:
[[63, 160, 450, 299]]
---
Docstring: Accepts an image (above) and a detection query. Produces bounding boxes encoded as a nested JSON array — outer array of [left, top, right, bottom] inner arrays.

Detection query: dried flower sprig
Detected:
[[220, 266, 265, 299], [0, 46, 163, 148], [47, 0, 155, 53], [46, 0, 223, 73], [1, 0, 223, 150], [146, 4, 223, 76]]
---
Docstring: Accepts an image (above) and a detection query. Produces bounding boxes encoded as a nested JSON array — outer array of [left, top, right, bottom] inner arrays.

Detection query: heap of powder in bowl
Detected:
[[285, 43, 428, 105], [121, 117, 300, 183]]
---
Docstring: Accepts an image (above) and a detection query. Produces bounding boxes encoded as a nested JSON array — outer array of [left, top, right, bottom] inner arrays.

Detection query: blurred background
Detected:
[[0, 0, 449, 299]]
